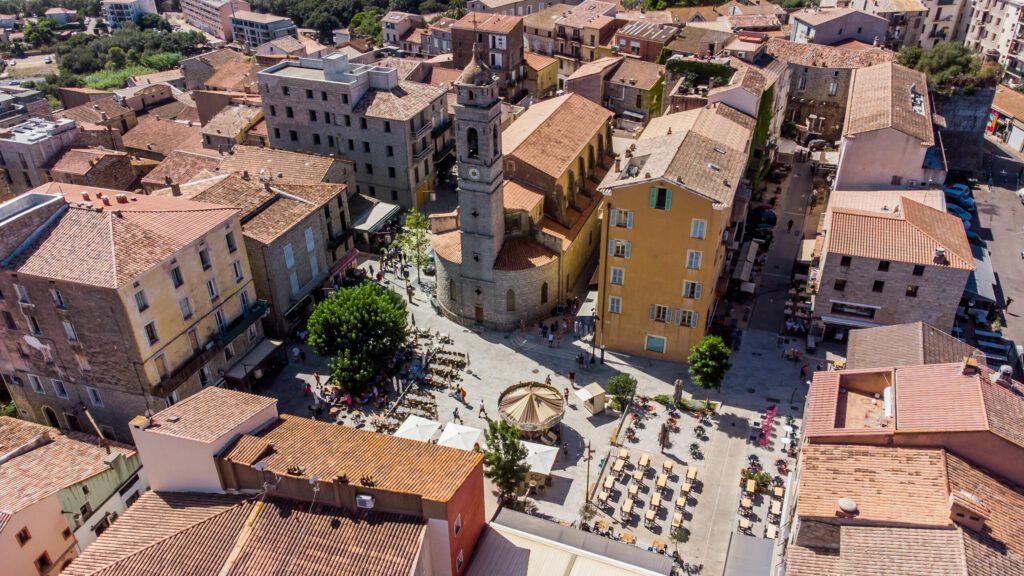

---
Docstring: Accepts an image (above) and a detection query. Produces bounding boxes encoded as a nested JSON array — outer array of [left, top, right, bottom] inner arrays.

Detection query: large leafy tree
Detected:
[[688, 335, 732, 401], [394, 208, 432, 282], [899, 41, 1000, 89], [606, 373, 637, 412], [24, 18, 56, 47], [307, 282, 408, 395], [483, 419, 530, 503]]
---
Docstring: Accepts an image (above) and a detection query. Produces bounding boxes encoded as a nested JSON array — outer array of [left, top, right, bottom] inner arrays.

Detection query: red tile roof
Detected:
[[895, 363, 988, 434], [452, 12, 522, 34], [846, 322, 979, 369], [946, 452, 1024, 574], [141, 149, 222, 188], [50, 147, 128, 175], [845, 62, 934, 144], [504, 93, 613, 180], [57, 97, 134, 124], [144, 387, 277, 443], [432, 229, 462, 264], [503, 179, 545, 212], [216, 145, 340, 182], [64, 492, 426, 576], [123, 116, 205, 158], [524, 51, 557, 71], [204, 60, 263, 92], [494, 237, 558, 271], [353, 81, 446, 121]]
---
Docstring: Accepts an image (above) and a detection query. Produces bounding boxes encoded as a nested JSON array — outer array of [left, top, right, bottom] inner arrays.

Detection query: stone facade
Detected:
[[452, 14, 527, 101], [435, 255, 560, 330], [788, 65, 854, 141], [0, 118, 79, 195]]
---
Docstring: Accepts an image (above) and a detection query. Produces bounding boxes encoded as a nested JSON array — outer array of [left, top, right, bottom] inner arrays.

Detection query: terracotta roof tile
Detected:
[[57, 97, 134, 124], [792, 7, 863, 25], [668, 5, 723, 23], [606, 58, 664, 91], [426, 66, 463, 89], [504, 93, 613, 180], [537, 189, 602, 250], [765, 38, 896, 68], [9, 184, 237, 288], [503, 179, 545, 212], [524, 51, 557, 70], [130, 68, 184, 86], [141, 149, 222, 188], [827, 197, 973, 270], [453, 12, 522, 33], [722, 13, 781, 28], [844, 62, 933, 144], [64, 492, 426, 576], [200, 105, 262, 140], [431, 229, 462, 264], [216, 145, 339, 182], [846, 322, 979, 369], [946, 453, 1024, 574], [123, 116, 205, 158], [796, 444, 951, 525], [353, 80, 445, 121], [204, 60, 263, 92], [993, 84, 1024, 120], [220, 414, 481, 502], [51, 147, 128, 175], [146, 387, 276, 443], [0, 417, 136, 517], [494, 236, 558, 271], [785, 545, 841, 576], [895, 363, 988, 433]]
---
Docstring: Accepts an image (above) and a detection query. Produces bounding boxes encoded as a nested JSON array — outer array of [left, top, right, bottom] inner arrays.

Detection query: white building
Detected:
[[966, 0, 1024, 82], [100, 0, 157, 28]]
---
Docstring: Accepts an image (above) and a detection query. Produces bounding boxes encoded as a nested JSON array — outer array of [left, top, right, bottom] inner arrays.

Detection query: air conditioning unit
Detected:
[[355, 494, 375, 509]]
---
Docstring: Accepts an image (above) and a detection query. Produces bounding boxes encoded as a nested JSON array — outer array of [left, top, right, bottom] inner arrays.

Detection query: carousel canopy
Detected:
[[438, 422, 486, 451], [394, 415, 441, 442], [498, 383, 565, 432]]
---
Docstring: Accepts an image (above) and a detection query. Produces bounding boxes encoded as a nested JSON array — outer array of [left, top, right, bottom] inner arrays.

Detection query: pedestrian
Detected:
[[479, 399, 486, 418], [291, 346, 302, 363], [1007, 297, 1015, 310], [299, 348, 306, 362], [453, 407, 461, 423], [569, 370, 576, 387], [369, 265, 374, 277], [545, 373, 553, 385], [787, 219, 794, 231], [555, 333, 561, 347], [563, 387, 570, 402], [541, 324, 548, 338], [313, 371, 321, 388], [800, 364, 808, 379], [461, 387, 468, 403], [548, 332, 555, 347], [411, 314, 416, 327], [303, 382, 311, 397]]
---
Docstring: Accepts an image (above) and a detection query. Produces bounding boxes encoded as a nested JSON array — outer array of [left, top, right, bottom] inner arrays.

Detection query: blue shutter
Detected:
[[624, 241, 631, 259], [626, 211, 634, 229], [608, 239, 615, 256], [691, 311, 700, 328], [649, 304, 656, 320], [674, 309, 683, 325], [609, 208, 617, 226], [649, 187, 657, 208], [695, 283, 703, 300], [664, 189, 672, 210]]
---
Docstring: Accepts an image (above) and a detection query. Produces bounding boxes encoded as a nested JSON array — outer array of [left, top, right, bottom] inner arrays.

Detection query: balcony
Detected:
[[431, 116, 452, 137], [410, 121, 431, 139], [433, 139, 455, 163], [153, 299, 268, 396], [413, 143, 434, 162], [328, 228, 354, 250]]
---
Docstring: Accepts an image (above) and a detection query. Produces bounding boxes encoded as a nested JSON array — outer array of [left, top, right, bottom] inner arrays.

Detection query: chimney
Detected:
[[949, 491, 987, 533], [873, 36, 880, 47], [100, 111, 108, 121], [242, 170, 250, 180], [164, 175, 173, 185], [155, 114, 161, 120], [170, 182, 182, 197], [80, 191, 90, 201], [101, 196, 111, 206], [614, 156, 621, 172], [934, 246, 947, 265], [115, 194, 128, 204]]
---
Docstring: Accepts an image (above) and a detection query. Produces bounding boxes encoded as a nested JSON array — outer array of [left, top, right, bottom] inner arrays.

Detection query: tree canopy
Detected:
[[898, 41, 1000, 90], [24, 19, 56, 47], [394, 208, 432, 281], [306, 282, 408, 395], [606, 373, 637, 412], [687, 335, 732, 399], [248, 0, 465, 44], [55, 23, 204, 75], [483, 419, 530, 502]]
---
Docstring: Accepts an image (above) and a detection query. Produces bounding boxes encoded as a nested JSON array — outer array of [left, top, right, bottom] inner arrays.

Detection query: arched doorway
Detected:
[[506, 289, 516, 311], [42, 406, 61, 429], [541, 282, 549, 304]]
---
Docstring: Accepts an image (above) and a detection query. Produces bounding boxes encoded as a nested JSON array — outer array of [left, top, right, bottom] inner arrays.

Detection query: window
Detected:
[[877, 260, 890, 272], [456, 549, 464, 572], [270, 105, 276, 116], [283, 244, 295, 268], [690, 219, 707, 239], [541, 282, 548, 304], [454, 514, 463, 537], [16, 527, 31, 545], [144, 322, 159, 345], [828, 81, 838, 97], [199, 248, 211, 270], [304, 228, 315, 252], [683, 281, 703, 299], [226, 231, 237, 253], [285, 106, 293, 118], [179, 297, 193, 320], [52, 379, 68, 399], [28, 316, 41, 335], [156, 354, 168, 381], [609, 296, 622, 314], [830, 301, 876, 319], [199, 366, 212, 387], [224, 344, 235, 361], [282, 86, 289, 96], [214, 308, 227, 332], [52, 289, 66, 309], [872, 280, 885, 293], [15, 283, 29, 303], [240, 290, 251, 313], [611, 208, 632, 228], [289, 130, 298, 142], [63, 320, 78, 342], [833, 279, 847, 291], [506, 289, 516, 311], [360, 117, 367, 129], [839, 255, 852, 267], [313, 132, 321, 145], [651, 304, 671, 323], [206, 278, 219, 301], [388, 166, 396, 178], [34, 552, 52, 572], [610, 267, 624, 285], [645, 335, 666, 354], [342, 94, 349, 104], [384, 121, 391, 132], [906, 285, 919, 297], [686, 250, 702, 270], [912, 265, 925, 276], [650, 187, 671, 210], [347, 139, 354, 150], [309, 109, 317, 122], [610, 239, 631, 258], [891, 175, 902, 186], [134, 290, 148, 312], [365, 163, 373, 174], [386, 145, 394, 157], [679, 310, 698, 327], [289, 271, 300, 295], [232, 260, 244, 282], [798, 75, 807, 91], [310, 254, 320, 277], [362, 141, 370, 153], [86, 387, 103, 407]]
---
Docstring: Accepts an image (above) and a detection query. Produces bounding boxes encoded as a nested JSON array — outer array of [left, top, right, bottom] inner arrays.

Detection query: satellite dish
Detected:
[[309, 475, 319, 485], [254, 461, 268, 472]]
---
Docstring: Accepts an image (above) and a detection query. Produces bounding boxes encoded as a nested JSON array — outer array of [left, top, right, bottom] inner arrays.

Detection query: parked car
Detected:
[[944, 190, 975, 210], [966, 228, 984, 245], [947, 204, 972, 223], [944, 183, 972, 197], [1016, 186, 1024, 204], [43, 56, 52, 64]]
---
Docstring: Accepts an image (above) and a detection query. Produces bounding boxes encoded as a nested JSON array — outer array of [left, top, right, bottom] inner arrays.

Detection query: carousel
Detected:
[[498, 382, 565, 443]]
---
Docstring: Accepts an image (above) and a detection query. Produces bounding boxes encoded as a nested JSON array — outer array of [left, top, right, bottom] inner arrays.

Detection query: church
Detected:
[[432, 51, 613, 329]]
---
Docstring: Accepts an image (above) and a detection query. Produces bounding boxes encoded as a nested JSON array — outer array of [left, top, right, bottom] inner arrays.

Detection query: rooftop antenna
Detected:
[[308, 475, 320, 514]]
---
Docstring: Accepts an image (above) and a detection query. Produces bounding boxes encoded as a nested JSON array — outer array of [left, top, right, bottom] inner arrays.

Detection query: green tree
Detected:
[[394, 208, 432, 282], [445, 0, 466, 19], [306, 282, 408, 395], [24, 18, 56, 47], [687, 335, 732, 401], [10, 42, 26, 58], [105, 46, 127, 70], [138, 12, 168, 31], [350, 8, 382, 45], [482, 419, 530, 503], [606, 373, 637, 412]]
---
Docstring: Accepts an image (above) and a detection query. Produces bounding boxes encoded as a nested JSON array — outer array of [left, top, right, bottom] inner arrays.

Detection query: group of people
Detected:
[[784, 318, 808, 335]]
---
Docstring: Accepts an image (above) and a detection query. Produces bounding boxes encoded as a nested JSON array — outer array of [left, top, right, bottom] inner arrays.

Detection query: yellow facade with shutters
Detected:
[[596, 181, 730, 362]]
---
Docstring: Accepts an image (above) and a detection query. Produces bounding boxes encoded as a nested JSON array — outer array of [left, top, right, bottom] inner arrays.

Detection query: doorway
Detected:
[[475, 306, 484, 323], [42, 406, 61, 429], [63, 412, 82, 432]]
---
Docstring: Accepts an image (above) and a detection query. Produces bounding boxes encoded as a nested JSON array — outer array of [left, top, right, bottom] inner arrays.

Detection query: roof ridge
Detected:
[[900, 197, 970, 263], [105, 211, 118, 288]]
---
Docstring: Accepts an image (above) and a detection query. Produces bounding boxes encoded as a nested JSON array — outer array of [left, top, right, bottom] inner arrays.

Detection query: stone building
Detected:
[[523, 1, 620, 87], [452, 13, 526, 101], [153, 173, 353, 338], [199, 104, 263, 151], [49, 148, 135, 190], [764, 38, 896, 141], [0, 118, 79, 195], [789, 7, 889, 45], [565, 56, 665, 125], [230, 11, 297, 50], [0, 186, 269, 442], [258, 53, 448, 209], [812, 192, 972, 337], [848, 0, 927, 49], [181, 49, 249, 91], [612, 19, 679, 62], [432, 55, 612, 329], [524, 51, 558, 99], [423, 17, 456, 56], [56, 97, 138, 137]]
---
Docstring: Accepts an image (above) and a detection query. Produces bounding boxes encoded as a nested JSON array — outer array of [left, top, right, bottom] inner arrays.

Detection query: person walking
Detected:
[[787, 219, 794, 232], [545, 373, 552, 385], [1007, 297, 1015, 310], [799, 364, 808, 379], [453, 407, 461, 423], [548, 332, 555, 347], [568, 369, 576, 388], [479, 399, 486, 418]]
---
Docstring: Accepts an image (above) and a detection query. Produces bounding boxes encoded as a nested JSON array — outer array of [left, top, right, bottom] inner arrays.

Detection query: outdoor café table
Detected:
[[653, 540, 667, 554], [656, 474, 668, 491], [741, 498, 753, 510], [739, 518, 752, 531], [687, 466, 698, 481], [596, 519, 610, 533], [662, 460, 674, 474], [622, 532, 636, 545], [681, 482, 692, 494], [651, 494, 662, 510], [766, 525, 778, 539], [746, 479, 756, 493], [619, 448, 630, 461], [675, 495, 686, 509], [672, 513, 683, 529], [645, 509, 657, 525], [628, 484, 639, 498], [621, 499, 635, 518], [774, 486, 785, 498], [639, 453, 651, 469], [771, 501, 782, 516], [632, 468, 644, 482], [599, 491, 610, 505], [604, 476, 615, 490], [613, 458, 626, 475]]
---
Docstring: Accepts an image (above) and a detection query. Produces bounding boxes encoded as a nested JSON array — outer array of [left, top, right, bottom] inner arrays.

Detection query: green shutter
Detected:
[[649, 187, 657, 208], [664, 189, 672, 210]]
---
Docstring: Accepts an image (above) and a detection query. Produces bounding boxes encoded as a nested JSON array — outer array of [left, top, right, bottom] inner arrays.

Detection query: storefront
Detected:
[[990, 85, 1024, 153], [222, 338, 286, 390]]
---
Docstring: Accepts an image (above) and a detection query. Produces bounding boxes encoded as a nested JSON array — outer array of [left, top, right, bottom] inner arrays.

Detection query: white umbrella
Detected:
[[522, 441, 559, 476], [437, 422, 485, 451], [394, 415, 441, 442]]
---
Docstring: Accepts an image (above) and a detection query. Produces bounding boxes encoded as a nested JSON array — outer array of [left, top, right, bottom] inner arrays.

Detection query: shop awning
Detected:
[[965, 244, 996, 303], [224, 339, 282, 381], [330, 247, 360, 275], [350, 194, 401, 234], [722, 532, 773, 576], [797, 239, 816, 264], [732, 240, 760, 281], [820, 315, 880, 329]]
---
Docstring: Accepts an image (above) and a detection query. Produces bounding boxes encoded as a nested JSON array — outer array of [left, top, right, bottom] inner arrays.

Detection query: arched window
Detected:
[[541, 282, 549, 304], [449, 279, 457, 302], [492, 127, 499, 159], [467, 127, 479, 159], [506, 289, 516, 311]]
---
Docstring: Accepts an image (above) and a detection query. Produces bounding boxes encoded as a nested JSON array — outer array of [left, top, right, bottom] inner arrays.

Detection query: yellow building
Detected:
[[596, 103, 754, 361], [524, 51, 558, 100]]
